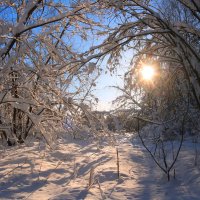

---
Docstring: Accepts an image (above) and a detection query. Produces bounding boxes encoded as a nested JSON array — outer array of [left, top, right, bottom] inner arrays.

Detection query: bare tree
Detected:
[[0, 0, 106, 145]]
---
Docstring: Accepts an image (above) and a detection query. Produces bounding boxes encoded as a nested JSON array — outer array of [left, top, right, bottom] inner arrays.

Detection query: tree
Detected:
[[0, 0, 105, 145], [83, 0, 200, 108], [1, 0, 200, 149], [77, 0, 200, 180]]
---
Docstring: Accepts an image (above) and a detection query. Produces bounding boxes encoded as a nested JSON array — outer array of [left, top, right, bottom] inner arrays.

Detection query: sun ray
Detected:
[[141, 65, 155, 80]]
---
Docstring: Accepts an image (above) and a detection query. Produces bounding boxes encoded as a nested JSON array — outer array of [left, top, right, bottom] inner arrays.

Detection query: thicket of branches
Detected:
[[0, 0, 200, 154], [0, 0, 109, 146], [100, 0, 200, 180]]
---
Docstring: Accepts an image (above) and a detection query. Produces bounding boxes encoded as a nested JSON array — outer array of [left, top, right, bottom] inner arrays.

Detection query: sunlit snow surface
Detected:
[[0, 133, 200, 200]]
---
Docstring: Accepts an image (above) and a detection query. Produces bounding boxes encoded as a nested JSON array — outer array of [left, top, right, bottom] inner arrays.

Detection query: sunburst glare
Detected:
[[141, 65, 155, 81]]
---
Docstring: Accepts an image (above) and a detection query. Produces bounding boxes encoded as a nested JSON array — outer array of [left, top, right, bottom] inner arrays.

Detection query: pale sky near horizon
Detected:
[[93, 49, 134, 111], [93, 70, 123, 111], [70, 27, 134, 111]]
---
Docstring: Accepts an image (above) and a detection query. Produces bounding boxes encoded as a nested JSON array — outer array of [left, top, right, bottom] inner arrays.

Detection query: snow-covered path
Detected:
[[0, 134, 200, 200]]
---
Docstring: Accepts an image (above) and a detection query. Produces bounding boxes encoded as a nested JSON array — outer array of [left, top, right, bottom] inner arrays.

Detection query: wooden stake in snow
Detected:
[[116, 147, 120, 179], [88, 166, 95, 187]]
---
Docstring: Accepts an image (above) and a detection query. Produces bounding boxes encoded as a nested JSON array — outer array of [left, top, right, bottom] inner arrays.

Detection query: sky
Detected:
[[93, 49, 134, 111], [0, 0, 134, 112], [93, 69, 123, 111], [67, 19, 132, 111]]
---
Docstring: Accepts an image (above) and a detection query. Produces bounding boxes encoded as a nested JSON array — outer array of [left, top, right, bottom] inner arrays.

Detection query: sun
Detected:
[[141, 65, 155, 80]]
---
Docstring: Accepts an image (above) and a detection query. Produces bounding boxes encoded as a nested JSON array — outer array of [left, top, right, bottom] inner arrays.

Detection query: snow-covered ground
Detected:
[[0, 133, 200, 200]]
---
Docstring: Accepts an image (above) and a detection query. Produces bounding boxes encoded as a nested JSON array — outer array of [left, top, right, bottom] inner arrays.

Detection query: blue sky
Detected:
[[70, 31, 134, 111], [93, 69, 123, 111], [93, 49, 134, 111], [0, 0, 133, 111]]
